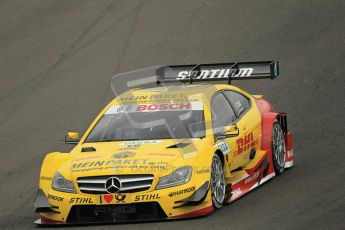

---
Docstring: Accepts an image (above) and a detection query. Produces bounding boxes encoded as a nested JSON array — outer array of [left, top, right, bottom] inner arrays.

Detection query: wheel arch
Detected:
[[261, 112, 289, 150], [214, 149, 231, 179], [39, 152, 71, 191]]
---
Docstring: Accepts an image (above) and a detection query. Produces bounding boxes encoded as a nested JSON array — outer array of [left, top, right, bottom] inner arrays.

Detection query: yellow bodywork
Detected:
[[38, 84, 263, 222]]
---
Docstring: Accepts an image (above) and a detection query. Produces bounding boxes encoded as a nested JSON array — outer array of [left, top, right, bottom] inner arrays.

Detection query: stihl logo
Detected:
[[235, 132, 256, 156], [177, 68, 254, 80]]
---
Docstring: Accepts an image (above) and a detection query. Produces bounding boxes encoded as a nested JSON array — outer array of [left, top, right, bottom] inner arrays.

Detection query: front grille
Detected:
[[77, 175, 154, 194], [67, 202, 167, 223]]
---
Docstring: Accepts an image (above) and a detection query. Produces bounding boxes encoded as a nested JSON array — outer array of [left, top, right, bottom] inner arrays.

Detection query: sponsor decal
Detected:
[[121, 140, 162, 146], [136, 103, 192, 112], [176, 68, 254, 80], [117, 147, 138, 151], [114, 194, 126, 203], [112, 152, 136, 158], [105, 102, 203, 114], [118, 140, 163, 152], [117, 145, 140, 151], [235, 132, 257, 156], [48, 194, 64, 202], [40, 176, 52, 181], [194, 168, 210, 174], [231, 188, 242, 199], [215, 141, 231, 154], [134, 194, 161, 202], [70, 159, 168, 173], [103, 194, 113, 203], [117, 94, 190, 103], [244, 171, 260, 184], [69, 197, 93, 204], [71, 159, 151, 168], [113, 161, 168, 173], [168, 186, 195, 197], [102, 194, 127, 204]]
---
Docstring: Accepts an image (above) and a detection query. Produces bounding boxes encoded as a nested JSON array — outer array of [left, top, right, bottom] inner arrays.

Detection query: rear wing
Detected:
[[156, 61, 279, 84]]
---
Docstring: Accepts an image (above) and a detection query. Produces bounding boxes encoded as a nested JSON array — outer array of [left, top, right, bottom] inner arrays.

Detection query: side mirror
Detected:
[[64, 131, 80, 145], [215, 124, 239, 140]]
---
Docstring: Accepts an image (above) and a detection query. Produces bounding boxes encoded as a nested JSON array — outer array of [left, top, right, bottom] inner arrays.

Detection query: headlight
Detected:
[[52, 172, 76, 193], [156, 166, 192, 189]]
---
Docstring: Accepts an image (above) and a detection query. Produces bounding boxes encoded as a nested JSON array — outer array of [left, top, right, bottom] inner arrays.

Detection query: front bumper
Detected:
[[34, 181, 212, 225]]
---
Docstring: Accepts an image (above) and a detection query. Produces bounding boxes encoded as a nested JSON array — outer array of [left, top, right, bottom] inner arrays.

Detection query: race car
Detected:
[[34, 61, 294, 225]]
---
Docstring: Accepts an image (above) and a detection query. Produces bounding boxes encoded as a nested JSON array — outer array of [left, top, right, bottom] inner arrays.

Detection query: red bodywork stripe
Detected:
[[39, 215, 65, 224], [170, 205, 214, 219]]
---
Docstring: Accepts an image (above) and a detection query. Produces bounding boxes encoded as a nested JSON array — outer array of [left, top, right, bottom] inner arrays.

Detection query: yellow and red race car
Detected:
[[34, 61, 294, 225]]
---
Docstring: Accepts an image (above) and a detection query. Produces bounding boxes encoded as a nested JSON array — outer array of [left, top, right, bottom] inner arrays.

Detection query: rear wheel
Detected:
[[211, 154, 225, 209], [272, 122, 286, 174]]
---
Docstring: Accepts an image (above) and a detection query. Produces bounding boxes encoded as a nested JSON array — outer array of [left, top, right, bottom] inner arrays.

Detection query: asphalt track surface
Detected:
[[0, 0, 345, 229]]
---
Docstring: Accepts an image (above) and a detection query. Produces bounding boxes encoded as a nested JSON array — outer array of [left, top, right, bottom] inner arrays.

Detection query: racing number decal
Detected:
[[215, 141, 231, 154], [235, 132, 255, 156]]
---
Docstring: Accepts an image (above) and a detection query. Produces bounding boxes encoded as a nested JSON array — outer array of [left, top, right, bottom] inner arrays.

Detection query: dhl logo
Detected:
[[235, 132, 257, 156]]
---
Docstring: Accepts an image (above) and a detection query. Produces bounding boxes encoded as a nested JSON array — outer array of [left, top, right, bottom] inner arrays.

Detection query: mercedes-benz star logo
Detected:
[[116, 105, 132, 113], [105, 177, 121, 194]]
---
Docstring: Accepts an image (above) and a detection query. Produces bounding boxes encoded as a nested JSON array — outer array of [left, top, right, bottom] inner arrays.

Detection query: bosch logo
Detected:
[[112, 152, 135, 158], [105, 177, 121, 194]]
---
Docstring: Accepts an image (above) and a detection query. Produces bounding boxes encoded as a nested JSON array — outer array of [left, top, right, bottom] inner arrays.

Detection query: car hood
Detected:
[[60, 139, 206, 180]]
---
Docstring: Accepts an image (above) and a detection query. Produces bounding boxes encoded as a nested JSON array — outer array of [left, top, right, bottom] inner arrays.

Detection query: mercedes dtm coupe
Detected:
[[34, 61, 294, 225]]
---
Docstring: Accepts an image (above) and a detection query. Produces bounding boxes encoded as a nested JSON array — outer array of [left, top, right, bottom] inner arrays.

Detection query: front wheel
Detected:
[[211, 154, 226, 209], [272, 122, 287, 175]]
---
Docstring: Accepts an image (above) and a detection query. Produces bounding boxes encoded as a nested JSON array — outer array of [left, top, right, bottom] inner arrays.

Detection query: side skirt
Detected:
[[225, 149, 276, 204]]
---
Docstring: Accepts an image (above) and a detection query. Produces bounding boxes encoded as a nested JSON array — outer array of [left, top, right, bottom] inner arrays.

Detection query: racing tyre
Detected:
[[272, 122, 286, 175], [211, 154, 226, 209]]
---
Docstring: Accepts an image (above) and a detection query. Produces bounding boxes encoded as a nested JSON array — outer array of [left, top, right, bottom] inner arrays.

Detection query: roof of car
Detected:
[[110, 84, 240, 105], [130, 83, 233, 94], [141, 84, 213, 91]]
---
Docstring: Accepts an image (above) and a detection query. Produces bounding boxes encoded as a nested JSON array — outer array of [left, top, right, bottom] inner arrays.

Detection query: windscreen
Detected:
[[85, 102, 205, 142]]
